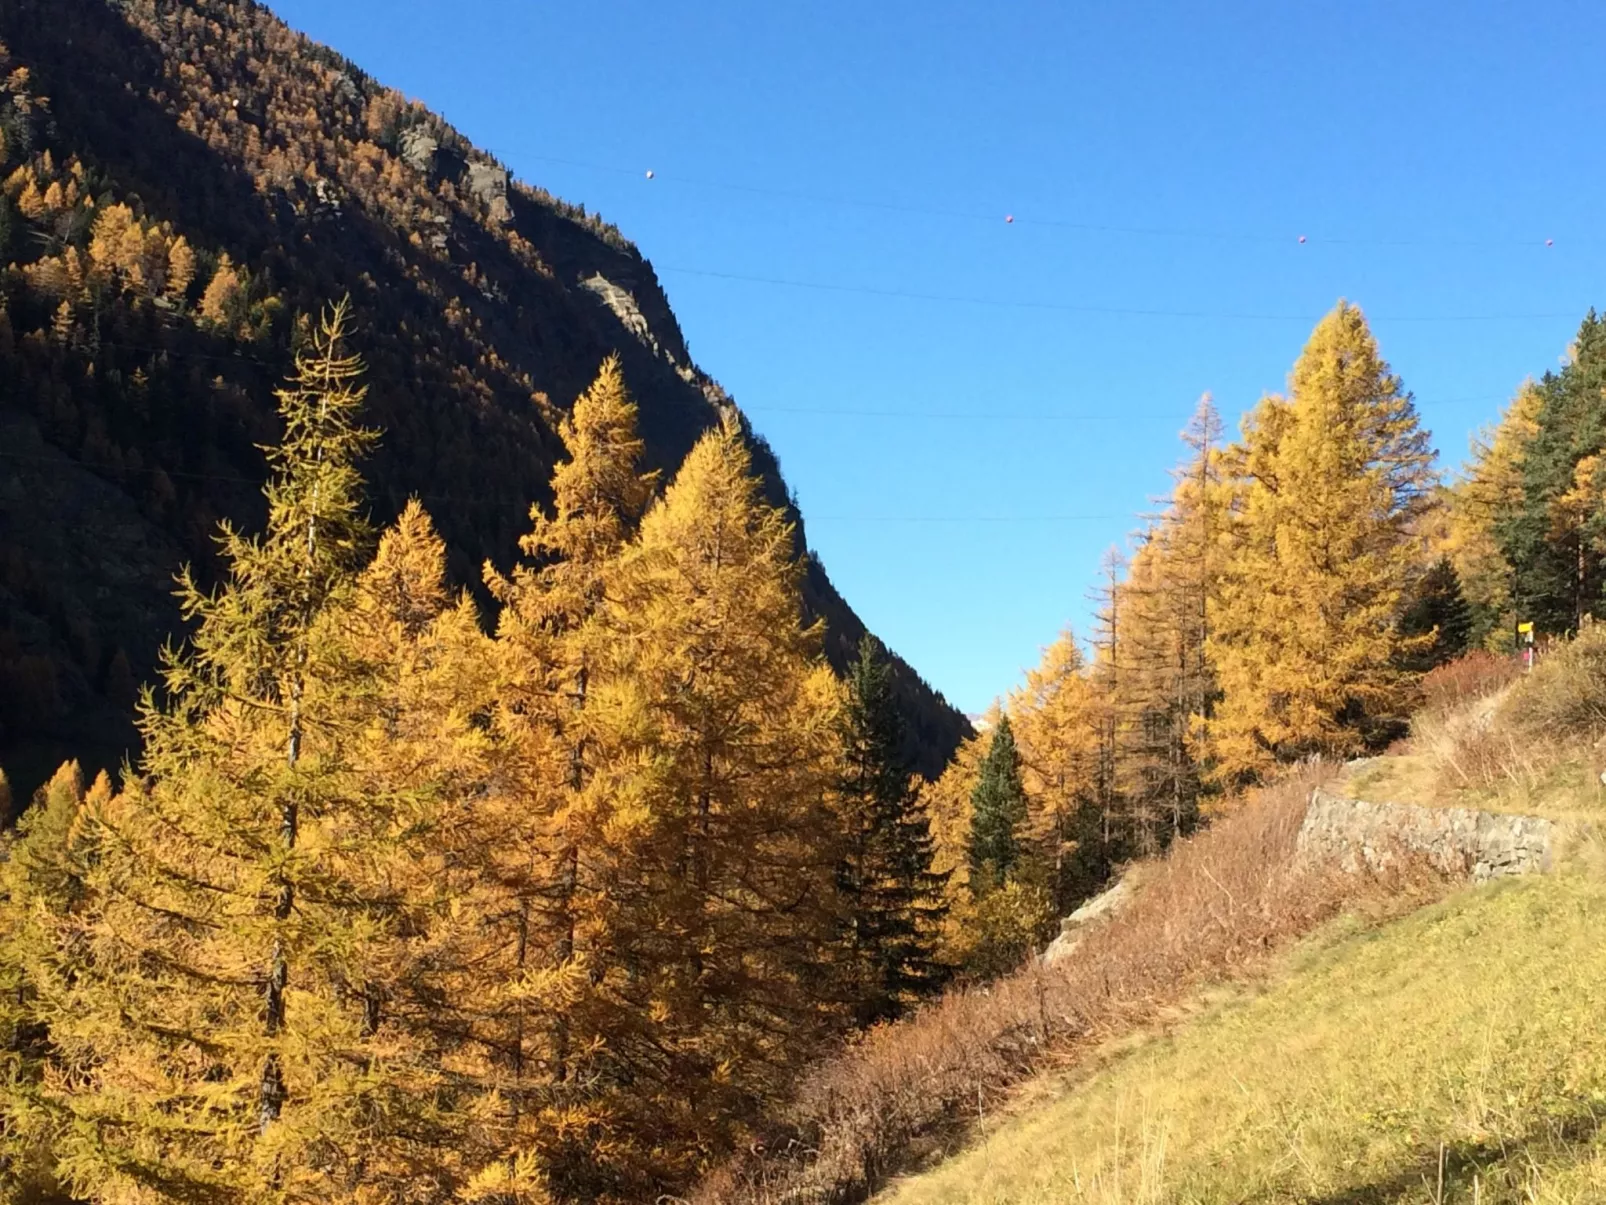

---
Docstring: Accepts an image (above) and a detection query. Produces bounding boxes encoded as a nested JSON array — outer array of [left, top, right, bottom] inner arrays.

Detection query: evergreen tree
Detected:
[[1398, 556, 1474, 672], [1207, 302, 1436, 782], [835, 634, 949, 1026], [1499, 314, 1606, 634], [967, 714, 1029, 893]]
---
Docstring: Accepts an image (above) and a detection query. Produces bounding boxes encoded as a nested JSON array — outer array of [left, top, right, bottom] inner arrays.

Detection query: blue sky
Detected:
[[272, 0, 1603, 715]]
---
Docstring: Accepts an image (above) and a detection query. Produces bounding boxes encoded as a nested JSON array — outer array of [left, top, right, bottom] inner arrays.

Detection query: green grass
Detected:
[[880, 873, 1606, 1204]]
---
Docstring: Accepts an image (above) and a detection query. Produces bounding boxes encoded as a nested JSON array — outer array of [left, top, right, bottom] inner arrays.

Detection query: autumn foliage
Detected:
[[2, 8, 1603, 1193], [692, 767, 1447, 1205]]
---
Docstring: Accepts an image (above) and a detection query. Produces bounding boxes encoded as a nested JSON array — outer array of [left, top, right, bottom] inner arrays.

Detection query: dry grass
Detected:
[[1419, 649, 1524, 716], [881, 872, 1606, 1204], [1397, 634, 1606, 824], [1500, 624, 1606, 743], [691, 767, 1448, 1205]]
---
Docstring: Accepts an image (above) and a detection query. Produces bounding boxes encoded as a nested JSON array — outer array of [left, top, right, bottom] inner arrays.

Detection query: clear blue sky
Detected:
[[271, 0, 1603, 716]]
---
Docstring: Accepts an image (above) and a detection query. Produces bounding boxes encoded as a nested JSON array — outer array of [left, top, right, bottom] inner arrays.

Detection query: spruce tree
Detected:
[[967, 714, 1029, 893], [835, 634, 949, 1027], [1499, 313, 1606, 634], [1399, 556, 1474, 671]]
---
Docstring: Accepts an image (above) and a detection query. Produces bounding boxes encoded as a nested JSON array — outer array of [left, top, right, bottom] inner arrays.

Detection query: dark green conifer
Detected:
[[1400, 556, 1474, 671], [967, 713, 1029, 894], [1498, 312, 1606, 633], [836, 636, 949, 1025]]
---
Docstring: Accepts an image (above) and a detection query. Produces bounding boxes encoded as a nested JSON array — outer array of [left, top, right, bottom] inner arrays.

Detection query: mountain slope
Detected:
[[883, 871, 1606, 1204], [0, 0, 969, 791]]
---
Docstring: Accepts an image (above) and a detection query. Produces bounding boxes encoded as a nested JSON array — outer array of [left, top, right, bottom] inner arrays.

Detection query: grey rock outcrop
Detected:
[[1042, 873, 1136, 966], [466, 160, 512, 223], [1298, 787, 1556, 882], [398, 127, 439, 173]]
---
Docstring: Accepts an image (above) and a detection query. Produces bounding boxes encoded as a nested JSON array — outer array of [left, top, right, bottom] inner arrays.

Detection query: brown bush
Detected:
[[1418, 649, 1522, 716], [1498, 623, 1606, 742], [692, 766, 1448, 1205]]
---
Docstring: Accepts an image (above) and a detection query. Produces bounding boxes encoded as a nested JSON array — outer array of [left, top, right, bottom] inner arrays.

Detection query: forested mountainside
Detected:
[[0, 0, 968, 792]]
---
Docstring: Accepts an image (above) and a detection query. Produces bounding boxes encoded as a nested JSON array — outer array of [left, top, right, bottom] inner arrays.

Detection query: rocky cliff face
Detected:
[[0, 0, 969, 793]]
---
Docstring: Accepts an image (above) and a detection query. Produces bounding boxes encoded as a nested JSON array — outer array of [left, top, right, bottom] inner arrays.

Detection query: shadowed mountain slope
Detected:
[[0, 0, 969, 793]]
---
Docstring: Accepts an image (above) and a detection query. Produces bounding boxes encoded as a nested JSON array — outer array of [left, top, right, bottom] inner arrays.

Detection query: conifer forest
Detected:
[[2, 1, 1606, 1203]]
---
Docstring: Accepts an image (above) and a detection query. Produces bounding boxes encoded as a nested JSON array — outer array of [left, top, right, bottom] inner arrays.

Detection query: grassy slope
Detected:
[[882, 871, 1606, 1204], [1336, 750, 1606, 826]]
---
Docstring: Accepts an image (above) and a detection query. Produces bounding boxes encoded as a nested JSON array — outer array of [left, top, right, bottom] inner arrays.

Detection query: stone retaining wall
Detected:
[[1297, 788, 1557, 882]]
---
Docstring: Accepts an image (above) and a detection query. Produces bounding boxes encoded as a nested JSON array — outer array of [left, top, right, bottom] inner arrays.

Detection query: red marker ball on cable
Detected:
[[1005, 214, 1014, 224], [1546, 238, 1554, 247], [1298, 235, 1307, 244]]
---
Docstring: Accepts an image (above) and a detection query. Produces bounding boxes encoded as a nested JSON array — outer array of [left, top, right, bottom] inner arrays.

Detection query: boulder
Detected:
[[1042, 873, 1136, 966]]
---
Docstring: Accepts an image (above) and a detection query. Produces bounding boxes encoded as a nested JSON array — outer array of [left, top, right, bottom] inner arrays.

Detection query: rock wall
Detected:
[[1298, 788, 1557, 882]]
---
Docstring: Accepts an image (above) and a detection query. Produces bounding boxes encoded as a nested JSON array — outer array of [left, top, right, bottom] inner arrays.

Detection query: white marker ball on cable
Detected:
[[645, 169, 654, 180]]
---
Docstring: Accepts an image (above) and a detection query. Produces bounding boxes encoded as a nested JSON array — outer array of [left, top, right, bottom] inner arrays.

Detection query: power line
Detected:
[[806, 513, 1126, 524], [745, 393, 1510, 421], [654, 265, 1579, 324], [527, 152, 1576, 250], [14, 56, 1574, 251]]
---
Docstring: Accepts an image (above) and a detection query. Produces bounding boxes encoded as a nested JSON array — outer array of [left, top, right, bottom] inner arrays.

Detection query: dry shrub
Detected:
[[1498, 623, 1606, 742], [1418, 713, 1545, 792], [1418, 650, 1521, 716], [1420, 628, 1606, 793], [693, 766, 1447, 1205]]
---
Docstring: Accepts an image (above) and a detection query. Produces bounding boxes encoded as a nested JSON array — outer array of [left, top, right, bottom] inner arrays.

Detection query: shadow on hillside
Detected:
[[1302, 1110, 1602, 1204], [0, 0, 969, 785]]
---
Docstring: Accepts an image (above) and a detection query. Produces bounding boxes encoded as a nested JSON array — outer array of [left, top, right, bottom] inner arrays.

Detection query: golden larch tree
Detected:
[[1206, 302, 1435, 782], [1008, 631, 1099, 911], [1441, 381, 1542, 648], [584, 418, 844, 1188], [26, 302, 532, 1203], [482, 354, 659, 1200]]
